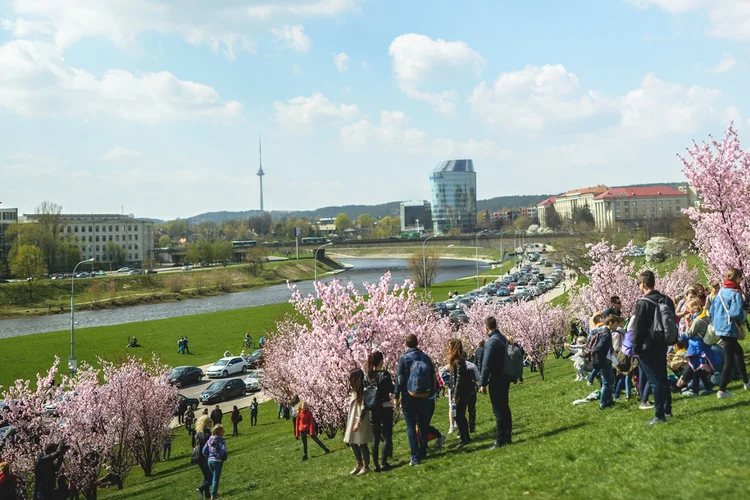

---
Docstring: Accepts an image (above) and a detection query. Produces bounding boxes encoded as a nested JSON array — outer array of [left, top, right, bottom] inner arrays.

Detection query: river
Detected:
[[0, 258, 489, 338]]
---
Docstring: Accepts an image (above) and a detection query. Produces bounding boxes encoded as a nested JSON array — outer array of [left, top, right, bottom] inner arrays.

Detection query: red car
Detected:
[[508, 282, 517, 292]]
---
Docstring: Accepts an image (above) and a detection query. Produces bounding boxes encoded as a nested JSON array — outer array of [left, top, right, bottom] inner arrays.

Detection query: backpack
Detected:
[[582, 329, 601, 364], [363, 380, 378, 411], [640, 295, 678, 345], [466, 361, 481, 391], [407, 353, 433, 399], [191, 442, 202, 464], [502, 342, 524, 383]]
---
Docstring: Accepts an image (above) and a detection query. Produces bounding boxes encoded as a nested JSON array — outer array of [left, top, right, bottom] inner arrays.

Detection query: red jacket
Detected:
[[295, 409, 315, 438]]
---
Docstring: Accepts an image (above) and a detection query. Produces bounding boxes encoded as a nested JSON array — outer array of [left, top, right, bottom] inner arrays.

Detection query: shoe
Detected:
[[448, 427, 455, 434], [196, 489, 203, 500], [648, 417, 666, 425], [324, 449, 331, 454], [373, 466, 381, 473], [682, 392, 697, 398], [717, 390, 733, 399], [456, 441, 468, 450], [489, 441, 506, 451], [665, 413, 672, 418], [700, 389, 714, 396], [469, 427, 476, 433], [587, 381, 593, 387], [744, 382, 750, 390], [435, 434, 446, 450], [639, 402, 654, 410], [357, 467, 370, 476], [381, 463, 392, 472], [349, 467, 361, 475], [409, 459, 421, 467], [301, 456, 308, 462]]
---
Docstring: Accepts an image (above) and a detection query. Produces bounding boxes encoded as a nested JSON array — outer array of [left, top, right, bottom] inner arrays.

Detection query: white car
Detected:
[[244, 373, 263, 392], [206, 357, 248, 378], [181, 266, 192, 271]]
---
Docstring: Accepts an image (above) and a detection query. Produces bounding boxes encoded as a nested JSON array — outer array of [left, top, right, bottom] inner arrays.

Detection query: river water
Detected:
[[0, 258, 489, 338]]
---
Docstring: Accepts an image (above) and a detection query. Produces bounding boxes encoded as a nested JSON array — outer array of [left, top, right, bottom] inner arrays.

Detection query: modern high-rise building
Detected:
[[400, 201, 432, 233], [429, 159, 477, 234]]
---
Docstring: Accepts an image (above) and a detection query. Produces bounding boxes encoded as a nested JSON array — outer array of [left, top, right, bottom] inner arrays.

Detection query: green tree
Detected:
[[513, 216, 532, 231], [197, 240, 214, 264], [245, 246, 268, 276], [213, 241, 234, 263], [104, 241, 127, 268], [10, 244, 46, 300], [334, 213, 353, 235], [356, 214, 375, 229], [158, 235, 172, 248], [167, 219, 189, 239], [572, 204, 595, 228], [185, 243, 201, 264], [545, 204, 562, 231]]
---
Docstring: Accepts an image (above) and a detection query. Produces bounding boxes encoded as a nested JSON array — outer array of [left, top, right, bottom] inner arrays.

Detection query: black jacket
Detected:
[[451, 360, 473, 401], [34, 444, 65, 498], [480, 330, 508, 387], [632, 290, 675, 353], [593, 327, 613, 369], [474, 346, 485, 375], [368, 369, 394, 408], [210, 409, 223, 425], [195, 430, 211, 466]]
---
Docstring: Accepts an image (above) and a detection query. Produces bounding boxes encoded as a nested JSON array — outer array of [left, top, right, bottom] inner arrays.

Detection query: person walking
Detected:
[[202, 425, 227, 500], [230, 406, 241, 437], [393, 334, 438, 466], [250, 398, 259, 426], [709, 268, 750, 398], [295, 401, 330, 461], [448, 339, 473, 448], [210, 405, 223, 426], [632, 270, 676, 424], [185, 407, 196, 436], [343, 368, 373, 475], [194, 416, 213, 500], [366, 350, 395, 472], [479, 317, 512, 449]]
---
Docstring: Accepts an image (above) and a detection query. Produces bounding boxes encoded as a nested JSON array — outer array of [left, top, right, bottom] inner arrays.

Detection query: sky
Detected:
[[0, 0, 748, 220]]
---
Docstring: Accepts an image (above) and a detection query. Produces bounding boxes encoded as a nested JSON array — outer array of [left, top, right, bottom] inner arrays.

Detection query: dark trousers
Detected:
[[351, 444, 370, 468], [467, 392, 477, 432], [639, 344, 672, 419], [232, 422, 238, 436], [720, 337, 749, 391], [198, 461, 211, 498], [370, 406, 394, 467], [301, 431, 329, 457], [489, 377, 512, 444], [683, 364, 712, 394], [638, 364, 652, 404], [454, 397, 470, 443], [251, 413, 257, 426], [599, 363, 614, 409], [402, 396, 435, 462]]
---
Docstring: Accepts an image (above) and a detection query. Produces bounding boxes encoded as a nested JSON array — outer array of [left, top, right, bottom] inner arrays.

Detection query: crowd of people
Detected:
[[570, 268, 750, 424]]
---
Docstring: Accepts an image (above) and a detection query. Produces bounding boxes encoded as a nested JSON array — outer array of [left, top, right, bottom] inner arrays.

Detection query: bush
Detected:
[[164, 274, 187, 293]]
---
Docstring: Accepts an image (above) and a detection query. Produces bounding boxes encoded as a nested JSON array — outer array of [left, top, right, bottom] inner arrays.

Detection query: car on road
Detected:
[[116, 267, 132, 273], [496, 286, 510, 296], [244, 374, 263, 392], [206, 356, 248, 378], [178, 393, 199, 411], [433, 302, 449, 316], [200, 379, 246, 404], [168, 366, 204, 387], [127, 270, 141, 275], [93, 270, 107, 276], [444, 299, 457, 310], [245, 349, 264, 368], [145, 269, 158, 274], [508, 282, 517, 292], [181, 266, 192, 271], [0, 278, 9, 284]]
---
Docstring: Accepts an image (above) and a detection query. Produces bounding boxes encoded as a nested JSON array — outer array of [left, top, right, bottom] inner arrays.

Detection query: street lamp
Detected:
[[499, 230, 511, 263], [422, 234, 439, 298], [70, 257, 95, 376], [475, 229, 488, 289], [313, 242, 333, 282]]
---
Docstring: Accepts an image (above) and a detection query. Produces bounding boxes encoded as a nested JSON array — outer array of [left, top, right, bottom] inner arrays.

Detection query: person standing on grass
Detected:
[[479, 316, 512, 450], [632, 270, 675, 425], [162, 433, 172, 461], [448, 339, 472, 449], [394, 334, 438, 466], [185, 407, 196, 436], [595, 316, 617, 410], [210, 405, 223, 426], [343, 368, 373, 475], [680, 299, 715, 397], [366, 350, 395, 472], [194, 416, 213, 500], [202, 425, 227, 500], [709, 268, 750, 398], [250, 398, 259, 426], [466, 357, 480, 434], [230, 406, 241, 437], [184, 336, 191, 354], [295, 401, 330, 461], [474, 341, 486, 376]]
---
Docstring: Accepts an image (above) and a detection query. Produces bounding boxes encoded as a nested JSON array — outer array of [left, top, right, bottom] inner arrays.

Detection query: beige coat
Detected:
[[343, 395, 373, 445]]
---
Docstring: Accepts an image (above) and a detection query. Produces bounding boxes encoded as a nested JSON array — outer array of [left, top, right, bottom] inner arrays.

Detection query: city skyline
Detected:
[[1, 1, 748, 220]]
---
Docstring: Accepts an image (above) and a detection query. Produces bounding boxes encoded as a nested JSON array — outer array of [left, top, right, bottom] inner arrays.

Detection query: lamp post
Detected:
[[475, 229, 487, 289], [314, 242, 333, 282], [70, 257, 95, 376], [422, 234, 438, 298], [499, 230, 511, 263]]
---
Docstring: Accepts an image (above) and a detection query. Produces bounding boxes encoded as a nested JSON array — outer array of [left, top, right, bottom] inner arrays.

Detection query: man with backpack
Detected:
[[479, 316, 518, 450], [394, 334, 437, 466], [633, 270, 677, 424]]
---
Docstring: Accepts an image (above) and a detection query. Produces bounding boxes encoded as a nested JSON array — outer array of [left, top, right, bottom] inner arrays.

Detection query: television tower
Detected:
[[257, 135, 265, 212]]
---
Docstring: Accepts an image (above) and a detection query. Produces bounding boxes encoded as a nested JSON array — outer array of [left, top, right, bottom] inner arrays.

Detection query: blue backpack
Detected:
[[407, 353, 433, 399]]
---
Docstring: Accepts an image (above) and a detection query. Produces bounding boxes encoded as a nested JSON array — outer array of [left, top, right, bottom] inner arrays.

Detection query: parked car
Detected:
[[444, 299, 457, 310], [181, 266, 192, 271], [245, 349, 264, 368], [93, 270, 107, 276], [145, 269, 158, 274], [244, 375, 262, 392], [116, 267, 131, 273], [433, 302, 449, 316], [496, 286, 510, 297], [178, 393, 199, 411], [168, 366, 204, 387], [200, 379, 246, 404], [206, 356, 248, 378], [0, 278, 9, 284], [508, 282, 517, 292], [127, 270, 141, 275]]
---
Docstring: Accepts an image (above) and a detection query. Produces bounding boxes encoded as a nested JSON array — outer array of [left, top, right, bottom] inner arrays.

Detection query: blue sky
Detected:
[[1, 0, 748, 219]]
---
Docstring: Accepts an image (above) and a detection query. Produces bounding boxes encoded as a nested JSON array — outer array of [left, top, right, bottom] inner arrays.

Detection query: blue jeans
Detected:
[[401, 396, 434, 462], [599, 364, 615, 409], [638, 344, 671, 419], [588, 368, 600, 385], [208, 460, 223, 497], [614, 374, 632, 398]]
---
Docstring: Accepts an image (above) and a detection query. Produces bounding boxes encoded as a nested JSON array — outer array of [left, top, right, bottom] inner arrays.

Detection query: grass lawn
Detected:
[[96, 354, 750, 500]]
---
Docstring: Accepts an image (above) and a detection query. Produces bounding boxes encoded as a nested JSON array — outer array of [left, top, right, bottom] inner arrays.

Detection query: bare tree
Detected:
[[408, 247, 443, 288], [245, 246, 269, 276]]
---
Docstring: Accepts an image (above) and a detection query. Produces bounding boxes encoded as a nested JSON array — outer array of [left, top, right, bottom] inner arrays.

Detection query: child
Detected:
[[440, 367, 454, 432], [295, 402, 330, 461], [343, 368, 373, 476], [250, 398, 259, 426], [680, 299, 714, 397], [594, 315, 616, 410]]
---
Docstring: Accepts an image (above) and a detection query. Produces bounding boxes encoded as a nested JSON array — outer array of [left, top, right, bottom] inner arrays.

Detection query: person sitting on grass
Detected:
[[679, 298, 715, 397], [295, 401, 330, 462]]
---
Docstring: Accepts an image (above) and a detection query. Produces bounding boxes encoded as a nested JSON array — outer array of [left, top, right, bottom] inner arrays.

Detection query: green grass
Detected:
[[95, 355, 750, 500], [631, 254, 709, 284]]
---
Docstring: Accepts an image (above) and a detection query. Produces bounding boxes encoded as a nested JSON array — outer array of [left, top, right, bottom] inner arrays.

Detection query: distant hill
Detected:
[[180, 182, 684, 224]]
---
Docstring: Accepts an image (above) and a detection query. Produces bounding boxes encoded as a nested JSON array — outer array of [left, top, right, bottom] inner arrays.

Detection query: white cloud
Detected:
[[99, 146, 143, 162], [389, 34, 485, 82], [0, 40, 244, 122], [468, 64, 613, 131], [271, 25, 311, 52], [400, 85, 460, 118], [274, 93, 358, 132], [333, 52, 350, 72], [707, 53, 738, 73], [2, 0, 361, 57], [629, 0, 750, 40]]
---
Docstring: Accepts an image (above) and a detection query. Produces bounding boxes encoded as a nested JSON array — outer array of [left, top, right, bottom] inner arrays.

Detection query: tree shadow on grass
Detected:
[[534, 422, 587, 440]]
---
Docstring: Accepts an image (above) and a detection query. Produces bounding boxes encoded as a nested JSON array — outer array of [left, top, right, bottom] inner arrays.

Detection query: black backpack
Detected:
[[582, 329, 601, 364], [640, 295, 678, 345], [502, 341, 524, 383]]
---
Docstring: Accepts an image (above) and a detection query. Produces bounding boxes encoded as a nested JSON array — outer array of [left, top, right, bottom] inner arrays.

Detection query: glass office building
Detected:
[[429, 159, 477, 234]]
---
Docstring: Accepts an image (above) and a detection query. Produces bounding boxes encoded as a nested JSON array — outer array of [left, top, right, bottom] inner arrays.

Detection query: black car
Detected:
[[200, 379, 246, 405], [169, 366, 204, 387], [246, 349, 264, 368], [178, 393, 199, 412]]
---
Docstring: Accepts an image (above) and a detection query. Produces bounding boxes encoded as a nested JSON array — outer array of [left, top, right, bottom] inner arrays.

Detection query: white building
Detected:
[[0, 207, 18, 274]]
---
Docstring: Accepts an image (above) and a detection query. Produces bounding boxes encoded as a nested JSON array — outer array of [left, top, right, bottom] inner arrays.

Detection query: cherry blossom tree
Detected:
[[681, 123, 750, 291], [655, 259, 699, 301]]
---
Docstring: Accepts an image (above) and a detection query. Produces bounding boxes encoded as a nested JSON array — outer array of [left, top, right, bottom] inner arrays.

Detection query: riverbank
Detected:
[[329, 245, 504, 263]]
